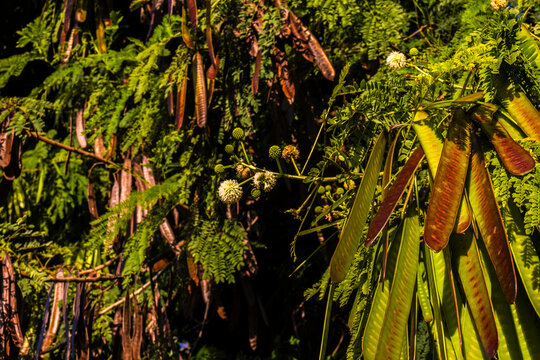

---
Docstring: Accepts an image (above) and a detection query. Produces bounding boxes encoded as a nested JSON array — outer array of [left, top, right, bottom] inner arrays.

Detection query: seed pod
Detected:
[[75, 107, 87, 148], [3, 135, 21, 180], [192, 52, 208, 127], [289, 11, 335, 81], [41, 269, 65, 353], [186, 0, 197, 28], [497, 80, 540, 142], [251, 50, 262, 94], [94, 133, 106, 158], [181, 7, 194, 49], [176, 65, 189, 130], [273, 46, 295, 101], [120, 157, 132, 203], [205, 2, 215, 69], [0, 119, 14, 168]]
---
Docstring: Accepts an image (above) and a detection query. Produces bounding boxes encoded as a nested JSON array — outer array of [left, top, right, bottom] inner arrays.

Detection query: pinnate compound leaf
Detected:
[[467, 133, 516, 303], [470, 104, 535, 176], [365, 146, 424, 247], [451, 232, 498, 358], [330, 132, 386, 283], [424, 109, 471, 251]]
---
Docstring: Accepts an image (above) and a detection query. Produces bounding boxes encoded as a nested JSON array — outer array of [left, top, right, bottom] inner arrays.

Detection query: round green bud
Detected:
[[269, 145, 281, 160], [225, 144, 235, 154], [317, 186, 326, 194], [251, 188, 261, 198], [314, 206, 323, 214], [214, 164, 225, 174], [336, 187, 344, 195], [232, 127, 245, 140], [325, 185, 332, 192], [409, 48, 419, 56]]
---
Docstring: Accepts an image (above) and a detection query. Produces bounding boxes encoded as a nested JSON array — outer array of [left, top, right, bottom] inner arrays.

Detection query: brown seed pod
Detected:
[[192, 52, 208, 127]]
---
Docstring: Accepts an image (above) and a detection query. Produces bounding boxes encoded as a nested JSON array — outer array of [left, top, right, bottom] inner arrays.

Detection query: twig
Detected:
[[25, 129, 119, 168], [98, 264, 170, 316]]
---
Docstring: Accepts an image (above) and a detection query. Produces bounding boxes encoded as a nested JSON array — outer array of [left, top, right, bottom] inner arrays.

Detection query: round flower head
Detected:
[[253, 171, 277, 192], [490, 0, 506, 10], [269, 145, 281, 160], [218, 180, 243, 204], [282, 145, 300, 161], [386, 51, 407, 70]]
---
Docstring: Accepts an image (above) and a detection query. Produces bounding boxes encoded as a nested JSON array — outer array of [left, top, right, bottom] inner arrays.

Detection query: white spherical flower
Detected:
[[386, 51, 407, 70], [218, 180, 243, 204], [490, 0, 507, 10], [253, 171, 277, 192]]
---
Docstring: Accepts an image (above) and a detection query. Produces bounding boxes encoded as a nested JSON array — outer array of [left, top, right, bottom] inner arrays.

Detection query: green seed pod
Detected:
[[214, 164, 225, 174], [251, 188, 261, 198], [225, 144, 235, 154], [269, 145, 281, 160], [232, 127, 245, 140]]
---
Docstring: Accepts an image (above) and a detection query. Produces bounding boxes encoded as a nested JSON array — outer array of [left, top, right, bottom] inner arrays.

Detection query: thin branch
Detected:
[[25, 129, 119, 168], [98, 264, 171, 316]]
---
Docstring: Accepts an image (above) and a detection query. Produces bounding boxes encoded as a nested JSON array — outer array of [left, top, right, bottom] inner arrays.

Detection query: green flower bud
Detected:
[[225, 144, 235, 154], [214, 164, 225, 174], [325, 185, 332, 192], [314, 206, 323, 213], [409, 48, 419, 56], [269, 145, 281, 160], [336, 187, 344, 195], [251, 188, 261, 198], [317, 186, 326, 194], [232, 127, 245, 140]]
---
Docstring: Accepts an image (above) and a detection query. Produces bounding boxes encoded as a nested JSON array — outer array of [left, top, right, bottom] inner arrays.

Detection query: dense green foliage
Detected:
[[1, 0, 540, 359]]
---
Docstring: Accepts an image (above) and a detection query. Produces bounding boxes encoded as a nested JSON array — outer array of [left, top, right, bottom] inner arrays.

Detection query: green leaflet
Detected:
[[510, 287, 540, 358], [330, 131, 387, 284], [374, 205, 420, 360], [503, 202, 540, 317], [468, 134, 516, 304], [424, 109, 471, 251], [412, 112, 471, 234], [517, 24, 540, 70], [451, 232, 498, 358]]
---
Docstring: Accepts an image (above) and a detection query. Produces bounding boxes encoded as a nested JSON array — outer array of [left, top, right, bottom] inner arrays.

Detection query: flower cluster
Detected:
[[218, 180, 243, 204], [253, 171, 277, 192], [386, 51, 407, 70], [282, 145, 300, 161], [490, 0, 506, 10]]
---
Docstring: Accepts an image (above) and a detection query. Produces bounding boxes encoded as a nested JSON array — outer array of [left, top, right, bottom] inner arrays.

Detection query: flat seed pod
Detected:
[[205, 3, 215, 68], [192, 52, 208, 127], [468, 133, 516, 304], [186, 0, 197, 28], [41, 269, 65, 353], [374, 205, 420, 360], [75, 108, 87, 148], [365, 146, 424, 247], [3, 135, 21, 180], [503, 202, 540, 316], [424, 109, 471, 252], [497, 81, 540, 142], [0, 120, 14, 168], [413, 112, 471, 233], [329, 132, 386, 283], [470, 104, 535, 176], [176, 65, 189, 130], [288, 11, 335, 81], [120, 157, 132, 203], [181, 8, 194, 49], [451, 232, 498, 358], [273, 46, 295, 102], [251, 50, 262, 95]]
